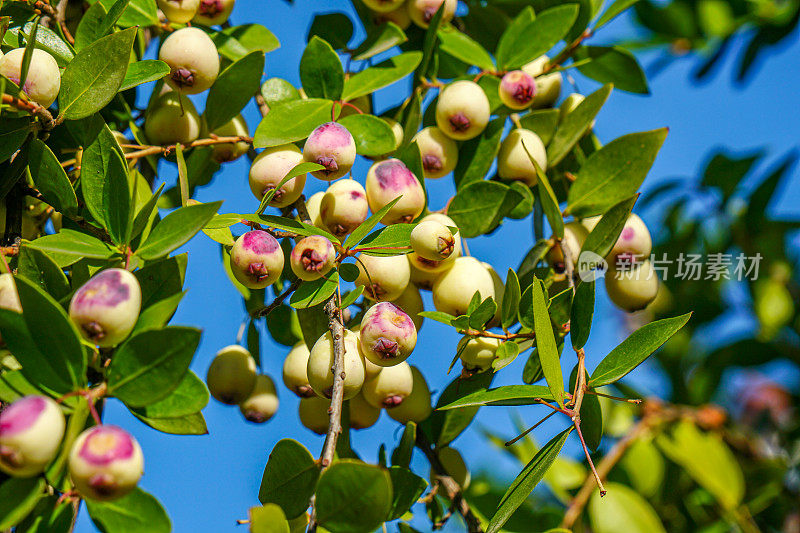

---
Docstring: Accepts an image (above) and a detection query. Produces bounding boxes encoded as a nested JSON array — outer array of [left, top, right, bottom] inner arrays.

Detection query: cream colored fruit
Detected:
[[307, 330, 365, 400], [546, 222, 589, 270], [365, 158, 425, 224], [144, 92, 201, 145], [372, 6, 411, 29], [159, 27, 220, 94], [206, 345, 257, 405], [348, 393, 380, 430], [157, 0, 200, 23], [559, 93, 585, 123], [432, 447, 470, 489], [239, 375, 279, 423], [355, 253, 411, 302], [282, 343, 315, 398], [192, 0, 235, 25], [305, 191, 329, 231], [248, 144, 307, 208], [392, 284, 424, 331], [608, 213, 653, 266], [363, 0, 405, 13], [298, 396, 330, 435], [386, 366, 432, 424], [497, 129, 547, 186], [435, 80, 490, 141], [605, 260, 659, 312], [382, 117, 405, 152], [521, 55, 562, 108], [482, 262, 504, 326], [412, 127, 458, 180], [410, 220, 455, 261], [408, 0, 456, 28], [458, 336, 502, 371], [407, 213, 462, 274], [320, 179, 369, 238], [0, 273, 22, 314], [68, 426, 144, 501], [0, 48, 60, 107], [433, 257, 495, 316], [362, 361, 413, 408], [409, 263, 439, 291], [202, 114, 249, 163], [0, 396, 65, 477]]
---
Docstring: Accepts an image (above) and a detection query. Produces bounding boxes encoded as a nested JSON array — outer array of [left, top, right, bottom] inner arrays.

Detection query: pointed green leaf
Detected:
[[259, 439, 321, 519], [342, 51, 422, 101], [547, 83, 612, 167], [532, 278, 564, 407], [299, 36, 344, 100]]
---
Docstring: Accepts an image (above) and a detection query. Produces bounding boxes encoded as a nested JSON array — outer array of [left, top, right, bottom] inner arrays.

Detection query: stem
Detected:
[[249, 279, 302, 318], [1, 94, 56, 131], [505, 410, 558, 447], [463, 328, 536, 341], [541, 29, 594, 75], [318, 296, 346, 469], [54, 0, 75, 45], [124, 135, 253, 160]]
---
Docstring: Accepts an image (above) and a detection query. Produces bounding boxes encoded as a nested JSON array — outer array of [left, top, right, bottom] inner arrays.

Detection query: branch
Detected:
[[53, 0, 75, 45], [249, 279, 302, 318], [2, 93, 56, 131], [463, 328, 536, 341], [123, 135, 253, 160], [318, 296, 346, 468], [541, 29, 594, 75]]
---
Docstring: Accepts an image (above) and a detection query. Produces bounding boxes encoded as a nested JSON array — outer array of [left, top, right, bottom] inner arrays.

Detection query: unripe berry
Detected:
[[144, 91, 201, 145], [435, 80, 490, 141], [546, 222, 589, 272], [351, 326, 383, 380], [408, 0, 456, 28], [412, 127, 458, 180], [0, 48, 60, 107], [359, 302, 417, 367], [362, 361, 413, 408], [69, 426, 143, 502], [605, 260, 659, 312], [320, 179, 369, 238], [382, 117, 405, 152], [409, 263, 439, 291], [229, 230, 284, 289], [157, 0, 200, 23], [0, 396, 65, 477], [371, 6, 411, 29], [239, 375, 279, 424], [206, 345, 257, 405], [348, 393, 380, 430], [305, 191, 330, 231], [498, 70, 536, 110], [482, 262, 504, 326], [521, 55, 562, 108], [282, 343, 314, 398], [608, 213, 652, 265], [248, 145, 307, 208], [458, 336, 502, 371], [307, 329, 365, 400], [410, 220, 455, 261], [433, 257, 496, 316], [303, 122, 356, 181], [298, 396, 329, 435], [363, 0, 404, 13], [202, 114, 249, 163], [392, 285, 424, 331], [407, 213, 462, 275], [159, 27, 220, 94], [69, 268, 141, 348], [192, 0, 234, 24], [290, 236, 336, 281], [497, 129, 547, 186], [355, 253, 411, 302], [386, 366, 431, 424], [0, 273, 22, 313], [365, 159, 425, 224], [432, 447, 470, 489]]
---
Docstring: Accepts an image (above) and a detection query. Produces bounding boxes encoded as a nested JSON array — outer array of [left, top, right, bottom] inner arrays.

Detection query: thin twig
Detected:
[[124, 135, 253, 160], [53, 0, 75, 45], [505, 410, 558, 447], [2, 93, 56, 130], [249, 279, 302, 318]]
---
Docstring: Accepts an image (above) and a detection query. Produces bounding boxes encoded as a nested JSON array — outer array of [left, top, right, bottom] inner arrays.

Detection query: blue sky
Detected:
[[76, 1, 800, 531]]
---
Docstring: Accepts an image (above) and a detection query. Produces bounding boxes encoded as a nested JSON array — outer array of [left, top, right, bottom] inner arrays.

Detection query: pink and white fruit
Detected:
[[320, 179, 369, 238], [282, 343, 314, 398], [203, 114, 249, 163], [193, 0, 235, 25], [0, 396, 65, 477], [499, 70, 536, 110], [307, 329, 365, 400], [458, 336, 502, 371], [432, 447, 470, 489], [239, 375, 279, 423], [229, 230, 285, 289], [521, 55, 562, 108], [392, 285, 424, 331], [363, 0, 405, 12], [69, 268, 141, 348], [497, 129, 547, 186], [359, 302, 417, 367], [435, 80, 490, 141], [159, 27, 220, 94], [412, 127, 458, 180], [248, 144, 307, 208], [433, 257, 496, 316], [290, 236, 336, 281], [408, 0, 456, 28], [365, 159, 425, 224], [349, 393, 380, 430], [157, 0, 199, 23], [355, 253, 411, 302], [68, 425, 144, 501], [0, 273, 22, 313], [361, 361, 413, 408], [0, 48, 60, 107], [608, 213, 652, 265], [351, 325, 383, 380], [546, 222, 589, 271], [144, 92, 201, 145], [386, 366, 431, 424], [298, 396, 329, 435], [303, 122, 357, 181], [605, 260, 659, 312], [410, 220, 455, 261], [206, 345, 257, 405]]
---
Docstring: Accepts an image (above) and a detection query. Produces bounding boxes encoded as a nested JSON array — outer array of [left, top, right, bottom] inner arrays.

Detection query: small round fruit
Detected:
[[320, 179, 369, 238], [303, 122, 357, 180], [202, 114, 249, 163], [352, 326, 384, 380], [157, 0, 199, 23], [68, 425, 144, 501], [497, 129, 547, 186], [409, 263, 439, 291], [365, 159, 425, 224], [144, 91, 201, 145], [362, 361, 413, 408], [69, 268, 142, 348], [290, 236, 336, 281], [305, 191, 329, 231], [307, 330, 365, 400], [0, 396, 65, 477], [363, 0, 404, 12], [410, 220, 455, 261], [435, 80, 490, 141], [458, 336, 502, 371], [359, 302, 417, 367], [239, 375, 279, 424], [521, 55, 562, 109], [432, 447, 470, 489], [349, 393, 380, 430], [407, 213, 462, 274], [605, 260, 659, 312], [248, 144, 307, 208], [192, 0, 235, 25], [372, 6, 411, 29], [608, 214, 652, 265], [229, 230, 285, 289], [0, 273, 22, 313], [0, 48, 60, 107], [392, 285, 424, 331], [546, 222, 589, 272], [298, 396, 329, 435], [499, 70, 536, 110], [408, 0, 456, 28], [433, 257, 495, 316], [355, 253, 411, 302], [386, 366, 431, 424], [482, 262, 504, 326], [412, 127, 458, 180], [282, 343, 314, 398], [382, 117, 405, 152], [159, 27, 220, 94], [206, 345, 257, 405]]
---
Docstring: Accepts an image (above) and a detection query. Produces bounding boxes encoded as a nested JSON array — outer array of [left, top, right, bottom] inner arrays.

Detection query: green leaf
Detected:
[[415, 2, 445, 81], [299, 36, 344, 100], [499, 5, 581, 70], [494, 7, 535, 70], [567, 129, 668, 216], [588, 482, 666, 533], [27, 139, 78, 217], [259, 439, 321, 520], [308, 12, 353, 50], [86, 488, 171, 533], [531, 278, 564, 407], [253, 99, 334, 148], [595, 0, 641, 29], [487, 427, 573, 533], [387, 466, 427, 520], [0, 477, 46, 530], [342, 52, 422, 101], [211, 24, 280, 61], [417, 311, 455, 325], [590, 313, 692, 387], [338, 113, 397, 157], [134, 254, 187, 311], [315, 460, 393, 533], [13, 494, 75, 532], [5, 22, 74, 67], [355, 224, 414, 256], [579, 195, 637, 260], [438, 26, 494, 70], [260, 78, 301, 108], [74, 1, 107, 50], [289, 272, 340, 309], [250, 504, 290, 533], [423, 371, 494, 446], [75, 115, 124, 226], [130, 370, 208, 419], [246, 214, 339, 242], [352, 22, 407, 61], [97, 0, 131, 41], [107, 327, 201, 408], [132, 411, 208, 435], [519, 109, 560, 146], [119, 60, 170, 92], [437, 385, 553, 410], [136, 201, 223, 260], [453, 117, 505, 190], [391, 422, 416, 469], [26, 230, 115, 267], [346, 196, 402, 246], [103, 149, 132, 245], [59, 27, 137, 120], [570, 281, 594, 350], [16, 247, 71, 301], [531, 149, 563, 238], [0, 117, 30, 164], [547, 84, 612, 167], [575, 46, 649, 94], [448, 181, 524, 238], [501, 269, 521, 329], [205, 51, 265, 131]]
